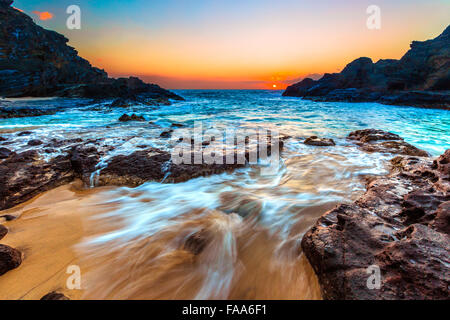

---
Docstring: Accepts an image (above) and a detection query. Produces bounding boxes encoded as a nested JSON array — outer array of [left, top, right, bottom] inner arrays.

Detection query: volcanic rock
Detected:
[[0, 2, 183, 102], [27, 139, 43, 146], [304, 136, 336, 147], [0, 147, 12, 159], [301, 149, 450, 300], [348, 129, 430, 156], [283, 26, 450, 109], [0, 244, 22, 276], [118, 114, 145, 122], [0, 224, 7, 240], [40, 292, 70, 300], [0, 150, 74, 210]]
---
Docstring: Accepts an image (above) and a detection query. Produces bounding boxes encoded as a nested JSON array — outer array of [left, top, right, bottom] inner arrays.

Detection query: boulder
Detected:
[[0, 224, 7, 240], [0, 244, 22, 276], [0, 150, 74, 210], [40, 292, 70, 300], [348, 129, 430, 157], [301, 150, 450, 299], [27, 139, 43, 146], [0, 147, 12, 159], [118, 114, 145, 122], [304, 136, 336, 147]]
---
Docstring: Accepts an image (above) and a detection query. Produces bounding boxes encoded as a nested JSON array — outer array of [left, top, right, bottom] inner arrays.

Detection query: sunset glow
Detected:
[[14, 0, 450, 89]]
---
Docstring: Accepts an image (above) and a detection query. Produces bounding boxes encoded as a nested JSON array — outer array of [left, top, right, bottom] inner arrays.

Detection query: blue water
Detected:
[[1, 90, 449, 156]]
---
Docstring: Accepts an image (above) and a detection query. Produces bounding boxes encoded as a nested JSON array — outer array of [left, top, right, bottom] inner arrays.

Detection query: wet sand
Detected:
[[0, 181, 321, 300], [0, 182, 116, 300]]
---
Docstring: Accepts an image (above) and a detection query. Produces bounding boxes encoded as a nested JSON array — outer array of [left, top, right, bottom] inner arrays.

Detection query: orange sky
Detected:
[[14, 0, 450, 89]]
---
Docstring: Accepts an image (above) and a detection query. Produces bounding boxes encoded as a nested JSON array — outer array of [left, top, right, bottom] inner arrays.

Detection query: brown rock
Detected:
[[118, 114, 145, 122], [40, 292, 70, 300], [0, 224, 7, 240], [0, 151, 74, 210], [27, 139, 43, 146], [184, 229, 211, 255], [0, 147, 12, 159], [301, 150, 450, 300], [304, 136, 336, 147], [348, 129, 430, 156], [0, 244, 22, 276]]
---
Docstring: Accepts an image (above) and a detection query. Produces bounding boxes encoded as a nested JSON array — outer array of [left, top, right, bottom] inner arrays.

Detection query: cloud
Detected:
[[33, 11, 54, 21]]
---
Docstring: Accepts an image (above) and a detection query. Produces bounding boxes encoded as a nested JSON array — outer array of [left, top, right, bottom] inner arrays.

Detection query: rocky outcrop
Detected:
[[40, 292, 70, 300], [0, 105, 59, 119], [0, 243, 22, 276], [301, 149, 450, 299], [0, 224, 7, 240], [0, 135, 284, 210], [284, 26, 450, 109], [348, 129, 430, 157], [0, 150, 74, 210], [118, 114, 145, 122], [304, 136, 335, 147], [0, 1, 182, 101]]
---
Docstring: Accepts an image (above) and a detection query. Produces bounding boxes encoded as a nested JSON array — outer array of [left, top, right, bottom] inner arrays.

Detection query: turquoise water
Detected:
[[1, 90, 449, 156]]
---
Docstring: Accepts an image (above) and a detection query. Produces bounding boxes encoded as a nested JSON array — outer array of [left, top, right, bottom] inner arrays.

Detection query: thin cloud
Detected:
[[33, 11, 54, 21]]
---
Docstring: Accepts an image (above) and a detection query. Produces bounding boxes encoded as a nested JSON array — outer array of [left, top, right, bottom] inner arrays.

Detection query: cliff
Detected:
[[283, 26, 450, 109], [0, 0, 182, 100]]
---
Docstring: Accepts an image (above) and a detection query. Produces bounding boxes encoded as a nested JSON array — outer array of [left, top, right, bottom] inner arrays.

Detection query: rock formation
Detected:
[[284, 26, 450, 109], [301, 131, 449, 299], [304, 136, 336, 147], [348, 129, 430, 157], [0, 243, 22, 276], [0, 134, 284, 210], [0, 1, 182, 101]]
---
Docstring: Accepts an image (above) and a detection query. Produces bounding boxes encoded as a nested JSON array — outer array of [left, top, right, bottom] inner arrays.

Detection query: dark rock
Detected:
[[283, 26, 450, 109], [0, 215, 15, 221], [183, 230, 211, 255], [27, 139, 43, 146], [0, 3, 183, 102], [0, 147, 12, 159], [118, 113, 145, 122], [301, 150, 450, 300], [160, 130, 174, 138], [282, 78, 317, 97], [17, 131, 32, 136], [0, 224, 7, 240], [69, 146, 100, 182], [40, 292, 70, 300], [348, 129, 430, 157], [93, 135, 283, 187], [0, 137, 6, 142], [304, 136, 336, 147], [0, 106, 58, 119], [0, 151, 74, 210], [0, 244, 22, 276]]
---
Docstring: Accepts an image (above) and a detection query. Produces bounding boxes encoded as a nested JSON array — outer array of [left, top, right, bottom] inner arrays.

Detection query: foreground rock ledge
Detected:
[[301, 150, 450, 299]]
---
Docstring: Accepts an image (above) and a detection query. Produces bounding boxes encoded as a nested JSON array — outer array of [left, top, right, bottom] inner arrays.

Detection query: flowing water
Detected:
[[1, 90, 449, 299]]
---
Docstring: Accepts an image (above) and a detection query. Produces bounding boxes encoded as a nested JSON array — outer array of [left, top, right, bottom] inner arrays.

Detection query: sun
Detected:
[[272, 84, 277, 88]]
